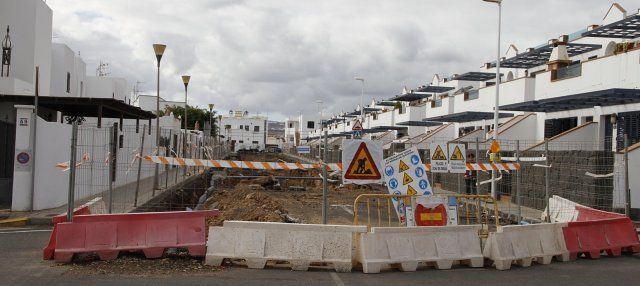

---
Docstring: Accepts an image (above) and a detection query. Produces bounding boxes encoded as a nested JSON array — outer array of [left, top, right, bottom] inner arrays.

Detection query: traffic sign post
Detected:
[[429, 143, 448, 173], [383, 147, 432, 225], [352, 119, 363, 139], [448, 143, 466, 173], [341, 139, 383, 185]]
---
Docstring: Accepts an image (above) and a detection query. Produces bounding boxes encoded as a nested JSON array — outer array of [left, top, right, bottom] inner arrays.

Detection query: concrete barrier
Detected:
[[483, 223, 569, 270], [205, 221, 367, 272], [356, 225, 484, 273]]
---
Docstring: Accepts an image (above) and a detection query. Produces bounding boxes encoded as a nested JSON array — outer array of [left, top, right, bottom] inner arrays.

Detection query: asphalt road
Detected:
[[1, 226, 639, 286]]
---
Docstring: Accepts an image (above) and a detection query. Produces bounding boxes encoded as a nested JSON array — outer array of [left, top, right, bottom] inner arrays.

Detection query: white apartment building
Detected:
[[284, 113, 322, 148], [304, 3, 640, 153], [300, 2, 640, 213], [137, 94, 185, 113], [220, 110, 267, 152]]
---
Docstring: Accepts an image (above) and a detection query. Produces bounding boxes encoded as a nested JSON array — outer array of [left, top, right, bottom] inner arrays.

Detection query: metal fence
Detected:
[[66, 121, 230, 218], [289, 135, 632, 224]]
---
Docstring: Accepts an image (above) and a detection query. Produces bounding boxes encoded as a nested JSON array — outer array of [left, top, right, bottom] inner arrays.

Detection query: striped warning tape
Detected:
[[424, 162, 520, 171], [143, 155, 343, 171], [144, 156, 519, 171]]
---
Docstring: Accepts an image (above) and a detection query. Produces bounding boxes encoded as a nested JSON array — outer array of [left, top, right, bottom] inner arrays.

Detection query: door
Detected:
[[0, 120, 15, 209]]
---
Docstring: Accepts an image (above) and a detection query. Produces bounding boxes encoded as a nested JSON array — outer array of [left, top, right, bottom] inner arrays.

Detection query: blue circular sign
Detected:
[[419, 179, 429, 190], [415, 167, 425, 178], [385, 166, 394, 177], [410, 154, 420, 165], [389, 178, 399, 189], [397, 201, 405, 213], [17, 152, 30, 165], [392, 190, 401, 201], [423, 191, 432, 196]]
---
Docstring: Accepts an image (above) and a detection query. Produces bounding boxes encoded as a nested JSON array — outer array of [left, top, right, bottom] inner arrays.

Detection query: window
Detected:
[[66, 72, 71, 93], [347, 121, 350, 126], [464, 90, 479, 101], [307, 121, 315, 129], [239, 125, 243, 129], [431, 99, 442, 108], [245, 125, 249, 131], [585, 116, 593, 123], [373, 113, 378, 120], [252, 141, 259, 145], [254, 126, 259, 132], [288, 123, 293, 128], [224, 125, 231, 129], [239, 140, 244, 143]]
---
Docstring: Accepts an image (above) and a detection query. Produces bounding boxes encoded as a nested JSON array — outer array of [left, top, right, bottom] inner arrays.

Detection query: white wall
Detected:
[[0, 0, 52, 96], [535, 48, 640, 101], [85, 76, 129, 102], [220, 115, 267, 152], [50, 43, 86, 98]]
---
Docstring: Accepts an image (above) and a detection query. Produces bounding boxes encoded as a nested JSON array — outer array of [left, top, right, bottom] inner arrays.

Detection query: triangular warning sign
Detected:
[[402, 173, 413, 185], [431, 145, 447, 161], [344, 142, 381, 180], [352, 119, 363, 131], [450, 145, 465, 161], [407, 185, 417, 196], [399, 160, 410, 173]]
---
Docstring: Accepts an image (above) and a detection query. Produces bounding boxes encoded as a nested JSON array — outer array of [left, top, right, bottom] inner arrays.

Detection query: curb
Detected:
[[0, 217, 29, 227]]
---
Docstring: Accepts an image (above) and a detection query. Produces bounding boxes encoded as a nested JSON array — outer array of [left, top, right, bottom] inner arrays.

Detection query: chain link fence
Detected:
[[68, 122, 230, 215]]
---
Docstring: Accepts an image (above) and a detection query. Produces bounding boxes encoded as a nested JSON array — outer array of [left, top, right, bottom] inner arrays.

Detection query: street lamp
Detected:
[[354, 77, 365, 119], [152, 43, 166, 190], [483, 0, 502, 199]]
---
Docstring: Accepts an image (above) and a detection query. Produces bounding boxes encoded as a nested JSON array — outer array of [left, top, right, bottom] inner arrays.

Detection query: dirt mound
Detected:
[[204, 186, 292, 226]]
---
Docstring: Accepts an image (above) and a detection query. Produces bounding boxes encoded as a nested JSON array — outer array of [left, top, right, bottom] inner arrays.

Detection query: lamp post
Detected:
[[152, 43, 166, 190], [355, 77, 365, 119], [483, 0, 502, 199]]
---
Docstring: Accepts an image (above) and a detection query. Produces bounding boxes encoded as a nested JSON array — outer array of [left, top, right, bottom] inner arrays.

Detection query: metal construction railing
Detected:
[[353, 193, 500, 237]]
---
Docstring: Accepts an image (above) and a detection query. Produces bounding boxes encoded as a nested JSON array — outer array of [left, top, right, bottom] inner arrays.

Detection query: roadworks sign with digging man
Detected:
[[342, 139, 383, 185]]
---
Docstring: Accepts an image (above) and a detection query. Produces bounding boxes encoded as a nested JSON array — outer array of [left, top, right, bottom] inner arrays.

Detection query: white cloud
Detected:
[[47, 0, 637, 120]]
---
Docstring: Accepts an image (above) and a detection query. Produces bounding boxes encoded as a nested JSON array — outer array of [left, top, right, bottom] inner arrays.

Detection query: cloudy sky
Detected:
[[47, 0, 636, 120]]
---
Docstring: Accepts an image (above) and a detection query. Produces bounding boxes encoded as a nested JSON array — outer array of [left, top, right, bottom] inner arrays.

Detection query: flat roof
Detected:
[[389, 92, 431, 102], [396, 120, 443, 127], [0, 94, 156, 119], [582, 14, 640, 39], [371, 126, 408, 131], [452, 72, 502, 82], [423, 111, 514, 122], [375, 101, 397, 106], [415, 85, 455, 93], [496, 43, 602, 69], [500, 88, 640, 112]]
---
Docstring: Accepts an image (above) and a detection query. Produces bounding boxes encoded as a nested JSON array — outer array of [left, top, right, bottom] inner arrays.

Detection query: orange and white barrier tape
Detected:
[[144, 155, 519, 172], [55, 153, 90, 171], [143, 155, 343, 171], [424, 162, 520, 171]]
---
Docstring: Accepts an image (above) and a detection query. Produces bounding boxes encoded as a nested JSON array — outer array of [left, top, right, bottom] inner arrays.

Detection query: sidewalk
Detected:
[[0, 168, 197, 226]]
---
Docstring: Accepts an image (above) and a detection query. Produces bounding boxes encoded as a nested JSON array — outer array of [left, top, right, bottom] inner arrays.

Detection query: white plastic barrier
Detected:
[[356, 225, 484, 273], [483, 223, 570, 270], [542, 195, 580, 223], [205, 221, 367, 272]]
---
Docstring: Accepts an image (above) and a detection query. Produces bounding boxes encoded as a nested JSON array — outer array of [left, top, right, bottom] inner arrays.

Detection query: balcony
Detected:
[[536, 48, 640, 101]]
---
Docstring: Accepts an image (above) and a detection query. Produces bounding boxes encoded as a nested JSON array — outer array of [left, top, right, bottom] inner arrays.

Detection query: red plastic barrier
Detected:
[[562, 217, 640, 260], [43, 204, 92, 260], [575, 206, 625, 222], [49, 210, 219, 263]]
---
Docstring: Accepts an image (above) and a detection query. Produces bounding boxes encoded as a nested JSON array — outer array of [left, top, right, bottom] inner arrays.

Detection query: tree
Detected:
[[164, 105, 218, 137]]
